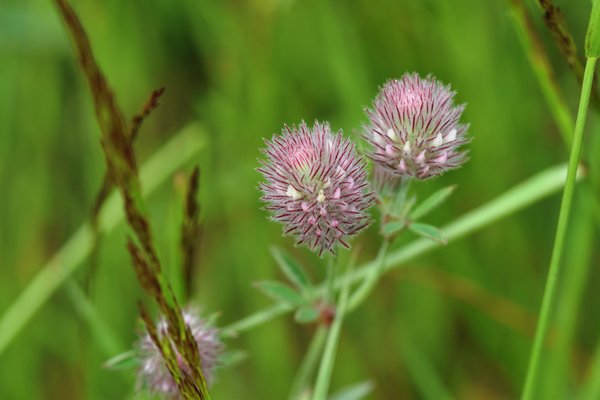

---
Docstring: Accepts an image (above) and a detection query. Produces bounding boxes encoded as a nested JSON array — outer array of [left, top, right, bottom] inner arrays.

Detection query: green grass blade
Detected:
[[586, 0, 600, 57], [521, 58, 597, 400], [0, 125, 207, 356]]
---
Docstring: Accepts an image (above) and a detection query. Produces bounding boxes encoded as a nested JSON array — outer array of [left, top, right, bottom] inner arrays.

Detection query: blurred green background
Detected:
[[1, 0, 599, 398]]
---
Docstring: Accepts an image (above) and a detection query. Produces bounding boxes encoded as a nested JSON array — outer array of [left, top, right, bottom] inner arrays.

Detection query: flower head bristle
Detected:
[[258, 121, 375, 255], [365, 73, 469, 179]]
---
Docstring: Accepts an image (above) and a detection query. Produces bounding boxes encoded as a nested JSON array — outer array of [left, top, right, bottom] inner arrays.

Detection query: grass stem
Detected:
[[507, 0, 574, 146], [521, 57, 597, 400]]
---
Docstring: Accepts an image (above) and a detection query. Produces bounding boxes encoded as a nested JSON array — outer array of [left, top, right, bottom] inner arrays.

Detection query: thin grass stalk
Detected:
[[534, 0, 585, 82], [52, 0, 211, 395], [508, 2, 600, 393], [180, 166, 202, 299], [521, 57, 597, 400], [507, 0, 573, 146], [531, 0, 600, 107], [507, 0, 600, 226]]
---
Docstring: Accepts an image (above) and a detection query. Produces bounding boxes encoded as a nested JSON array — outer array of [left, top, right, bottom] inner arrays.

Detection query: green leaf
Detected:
[[254, 281, 307, 306], [410, 185, 456, 220], [294, 305, 319, 324], [218, 350, 248, 367], [409, 222, 447, 244], [270, 246, 312, 291], [103, 350, 138, 370], [586, 0, 600, 57], [382, 221, 405, 237], [329, 380, 375, 400]]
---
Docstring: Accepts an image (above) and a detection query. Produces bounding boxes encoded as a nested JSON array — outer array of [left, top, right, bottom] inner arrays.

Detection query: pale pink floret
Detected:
[[258, 121, 374, 255], [137, 309, 223, 399], [365, 73, 469, 179]]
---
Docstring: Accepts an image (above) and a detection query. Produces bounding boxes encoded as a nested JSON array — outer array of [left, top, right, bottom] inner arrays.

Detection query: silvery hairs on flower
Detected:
[[137, 309, 223, 399], [365, 73, 469, 179], [258, 121, 375, 256]]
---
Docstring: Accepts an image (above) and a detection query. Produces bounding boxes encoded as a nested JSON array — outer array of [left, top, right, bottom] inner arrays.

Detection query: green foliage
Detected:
[[271, 246, 313, 293], [1, 0, 600, 399], [53, 0, 210, 396], [410, 186, 456, 221], [294, 306, 320, 324], [328, 381, 374, 400], [255, 281, 307, 307], [409, 223, 447, 245], [586, 0, 600, 57], [103, 350, 137, 370], [381, 221, 405, 238]]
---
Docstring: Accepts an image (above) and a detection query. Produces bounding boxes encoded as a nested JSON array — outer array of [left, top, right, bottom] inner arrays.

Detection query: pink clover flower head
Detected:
[[137, 309, 223, 399], [258, 121, 374, 255], [365, 73, 469, 179]]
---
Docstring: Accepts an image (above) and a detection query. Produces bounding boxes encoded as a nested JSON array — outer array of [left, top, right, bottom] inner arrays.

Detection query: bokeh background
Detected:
[[1, 0, 599, 398]]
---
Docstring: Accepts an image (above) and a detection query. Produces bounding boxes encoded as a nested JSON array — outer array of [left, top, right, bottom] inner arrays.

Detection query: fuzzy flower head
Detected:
[[365, 73, 469, 179], [137, 309, 223, 399], [258, 121, 374, 255]]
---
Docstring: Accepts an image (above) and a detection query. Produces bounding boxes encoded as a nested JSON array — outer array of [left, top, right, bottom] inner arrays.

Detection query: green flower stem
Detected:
[[222, 162, 580, 335], [347, 239, 389, 311], [288, 326, 328, 400], [0, 125, 207, 356], [521, 57, 597, 400], [313, 252, 354, 400]]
